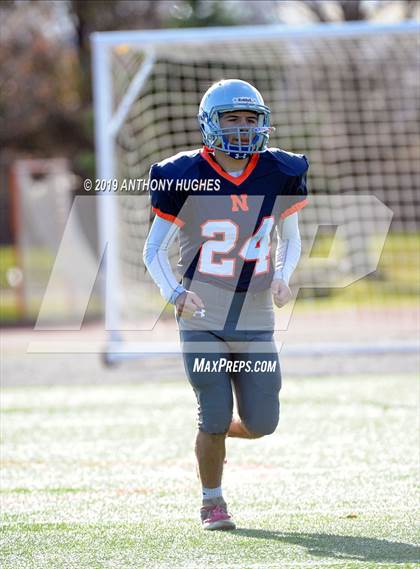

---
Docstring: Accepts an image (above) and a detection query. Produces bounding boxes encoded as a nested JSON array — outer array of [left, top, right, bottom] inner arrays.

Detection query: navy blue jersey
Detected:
[[149, 146, 308, 292]]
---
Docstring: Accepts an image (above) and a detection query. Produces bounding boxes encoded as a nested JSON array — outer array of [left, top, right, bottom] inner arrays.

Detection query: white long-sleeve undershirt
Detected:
[[274, 212, 302, 285], [143, 213, 301, 304], [142, 217, 185, 304]]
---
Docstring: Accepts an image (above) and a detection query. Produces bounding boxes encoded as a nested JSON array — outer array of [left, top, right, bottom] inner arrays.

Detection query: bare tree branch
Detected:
[[302, 0, 331, 22]]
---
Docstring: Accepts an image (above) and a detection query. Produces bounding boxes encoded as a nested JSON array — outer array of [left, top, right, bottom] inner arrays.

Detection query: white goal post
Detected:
[[91, 21, 419, 363]]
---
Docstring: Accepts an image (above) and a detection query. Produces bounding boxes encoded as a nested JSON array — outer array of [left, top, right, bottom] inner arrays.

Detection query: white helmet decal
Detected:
[[232, 96, 258, 104]]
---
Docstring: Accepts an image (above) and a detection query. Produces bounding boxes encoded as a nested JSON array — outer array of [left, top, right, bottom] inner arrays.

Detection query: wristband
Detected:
[[169, 284, 187, 305]]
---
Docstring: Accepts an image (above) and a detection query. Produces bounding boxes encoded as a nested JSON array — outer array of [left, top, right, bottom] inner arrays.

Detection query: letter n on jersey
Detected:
[[231, 194, 249, 212]]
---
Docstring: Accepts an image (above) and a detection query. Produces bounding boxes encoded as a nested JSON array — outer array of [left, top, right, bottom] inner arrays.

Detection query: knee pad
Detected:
[[243, 413, 279, 437], [198, 413, 232, 435]]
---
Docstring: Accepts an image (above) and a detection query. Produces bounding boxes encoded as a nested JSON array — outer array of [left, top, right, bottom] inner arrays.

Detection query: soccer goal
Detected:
[[91, 21, 419, 362]]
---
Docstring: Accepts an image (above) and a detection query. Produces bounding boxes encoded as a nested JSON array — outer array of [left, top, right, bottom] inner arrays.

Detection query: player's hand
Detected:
[[175, 291, 205, 318], [271, 278, 292, 308]]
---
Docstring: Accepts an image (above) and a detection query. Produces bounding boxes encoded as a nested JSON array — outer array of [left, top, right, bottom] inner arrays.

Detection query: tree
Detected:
[[0, 1, 168, 177]]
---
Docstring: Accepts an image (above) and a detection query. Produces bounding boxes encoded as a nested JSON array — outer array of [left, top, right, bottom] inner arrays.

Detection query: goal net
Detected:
[[92, 22, 419, 359]]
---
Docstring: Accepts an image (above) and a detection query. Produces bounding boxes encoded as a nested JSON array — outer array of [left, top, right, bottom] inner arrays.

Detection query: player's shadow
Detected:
[[231, 530, 419, 564]]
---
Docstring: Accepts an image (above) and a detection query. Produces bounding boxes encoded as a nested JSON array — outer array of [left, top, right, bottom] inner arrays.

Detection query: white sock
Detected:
[[202, 486, 223, 500]]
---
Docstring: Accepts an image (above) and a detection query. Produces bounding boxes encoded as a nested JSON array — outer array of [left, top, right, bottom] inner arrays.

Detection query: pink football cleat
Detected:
[[200, 499, 236, 531]]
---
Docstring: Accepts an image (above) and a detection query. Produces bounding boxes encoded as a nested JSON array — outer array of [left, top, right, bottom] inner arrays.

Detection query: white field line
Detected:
[[26, 340, 420, 356], [91, 562, 420, 569], [2, 507, 418, 516]]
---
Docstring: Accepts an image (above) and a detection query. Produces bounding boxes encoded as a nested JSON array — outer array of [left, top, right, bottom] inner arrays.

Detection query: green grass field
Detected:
[[1, 375, 419, 569]]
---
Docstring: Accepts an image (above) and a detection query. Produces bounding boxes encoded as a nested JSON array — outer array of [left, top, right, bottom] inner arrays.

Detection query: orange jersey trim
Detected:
[[152, 206, 185, 228], [280, 198, 308, 220], [200, 146, 259, 187]]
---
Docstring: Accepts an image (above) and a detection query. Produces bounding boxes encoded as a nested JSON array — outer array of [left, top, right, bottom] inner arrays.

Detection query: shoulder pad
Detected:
[[266, 148, 309, 176], [152, 149, 201, 178]]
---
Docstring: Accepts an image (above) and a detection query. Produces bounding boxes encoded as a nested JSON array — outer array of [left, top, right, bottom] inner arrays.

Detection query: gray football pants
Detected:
[[178, 281, 281, 435]]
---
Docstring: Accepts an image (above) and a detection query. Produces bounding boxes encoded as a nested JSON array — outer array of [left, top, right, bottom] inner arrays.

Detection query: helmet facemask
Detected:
[[199, 104, 273, 160]]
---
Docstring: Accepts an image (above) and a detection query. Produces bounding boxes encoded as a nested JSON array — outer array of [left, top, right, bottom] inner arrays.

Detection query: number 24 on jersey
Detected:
[[198, 216, 274, 277]]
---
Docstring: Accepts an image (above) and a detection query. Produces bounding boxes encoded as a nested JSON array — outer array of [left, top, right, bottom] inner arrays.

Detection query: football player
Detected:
[[144, 79, 308, 530]]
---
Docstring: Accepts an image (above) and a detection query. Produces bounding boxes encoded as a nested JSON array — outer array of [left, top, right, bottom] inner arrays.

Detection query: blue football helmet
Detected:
[[198, 79, 273, 159]]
